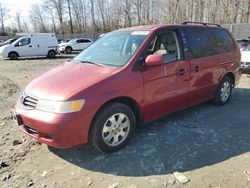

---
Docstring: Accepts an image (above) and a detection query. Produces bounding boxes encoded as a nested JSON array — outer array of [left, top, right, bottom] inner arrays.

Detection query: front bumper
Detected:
[[14, 100, 92, 148], [58, 46, 66, 53]]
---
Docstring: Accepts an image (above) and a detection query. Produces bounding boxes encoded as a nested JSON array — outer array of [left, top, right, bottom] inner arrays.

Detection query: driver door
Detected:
[[15, 37, 32, 56], [142, 30, 191, 121], [75, 39, 84, 50]]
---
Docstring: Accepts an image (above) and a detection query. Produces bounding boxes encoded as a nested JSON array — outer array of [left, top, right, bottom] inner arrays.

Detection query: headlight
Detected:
[[36, 99, 85, 113]]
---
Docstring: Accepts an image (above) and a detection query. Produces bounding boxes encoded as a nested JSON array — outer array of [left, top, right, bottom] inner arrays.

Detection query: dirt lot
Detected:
[[0, 56, 250, 188]]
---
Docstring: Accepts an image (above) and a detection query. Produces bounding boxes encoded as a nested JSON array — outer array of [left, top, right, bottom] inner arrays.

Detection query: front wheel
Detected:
[[65, 46, 72, 54], [213, 76, 233, 105], [90, 103, 136, 153], [9, 52, 18, 60]]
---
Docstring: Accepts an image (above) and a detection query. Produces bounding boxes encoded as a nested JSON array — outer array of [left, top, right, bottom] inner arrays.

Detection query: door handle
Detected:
[[194, 66, 199, 72], [28, 45, 32, 47], [178, 69, 185, 76]]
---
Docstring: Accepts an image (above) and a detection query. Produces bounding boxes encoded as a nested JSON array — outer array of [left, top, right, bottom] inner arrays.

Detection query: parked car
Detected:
[[58, 38, 93, 54], [0, 33, 58, 60], [0, 38, 17, 47], [237, 39, 250, 51], [14, 22, 241, 153], [241, 44, 250, 74]]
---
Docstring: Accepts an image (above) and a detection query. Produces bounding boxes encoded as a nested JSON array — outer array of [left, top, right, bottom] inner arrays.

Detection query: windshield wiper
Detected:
[[80, 60, 104, 67], [70, 59, 103, 67]]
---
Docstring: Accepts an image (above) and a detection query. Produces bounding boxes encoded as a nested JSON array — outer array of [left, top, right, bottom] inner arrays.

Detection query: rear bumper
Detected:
[[241, 64, 250, 74], [14, 101, 92, 148]]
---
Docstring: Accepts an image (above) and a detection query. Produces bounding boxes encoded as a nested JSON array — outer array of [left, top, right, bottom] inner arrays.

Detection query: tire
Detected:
[[47, 50, 56, 58], [213, 76, 233, 105], [9, 52, 18, 60], [65, 46, 72, 54], [90, 102, 136, 153]]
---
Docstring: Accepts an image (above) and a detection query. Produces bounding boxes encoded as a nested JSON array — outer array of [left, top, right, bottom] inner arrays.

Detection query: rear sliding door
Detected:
[[180, 27, 235, 104]]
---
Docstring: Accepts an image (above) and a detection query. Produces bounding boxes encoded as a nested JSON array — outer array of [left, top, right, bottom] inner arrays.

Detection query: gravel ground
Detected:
[[0, 56, 250, 188]]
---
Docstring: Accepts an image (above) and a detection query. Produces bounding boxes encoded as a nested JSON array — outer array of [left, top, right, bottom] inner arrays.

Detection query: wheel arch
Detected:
[[94, 96, 143, 126], [223, 72, 235, 87], [88, 96, 143, 142], [66, 46, 73, 50], [8, 51, 19, 57], [48, 49, 56, 54]]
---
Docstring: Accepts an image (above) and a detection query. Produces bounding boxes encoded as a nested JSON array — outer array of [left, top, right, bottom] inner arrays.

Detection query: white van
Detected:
[[0, 33, 58, 60]]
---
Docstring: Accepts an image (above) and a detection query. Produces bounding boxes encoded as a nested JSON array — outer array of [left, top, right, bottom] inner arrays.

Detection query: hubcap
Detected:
[[66, 48, 71, 53], [102, 113, 130, 147], [220, 81, 231, 102]]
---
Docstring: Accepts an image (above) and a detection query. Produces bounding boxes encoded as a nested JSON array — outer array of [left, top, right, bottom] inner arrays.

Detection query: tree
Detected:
[[67, 0, 73, 34], [89, 0, 96, 37], [44, 0, 65, 34], [0, 2, 8, 33], [15, 10, 22, 32], [4, 0, 250, 36], [29, 4, 46, 32]]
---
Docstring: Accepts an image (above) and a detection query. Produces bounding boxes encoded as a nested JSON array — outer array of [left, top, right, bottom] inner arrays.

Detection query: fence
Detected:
[[1, 24, 250, 41], [0, 32, 102, 42], [223, 23, 250, 40]]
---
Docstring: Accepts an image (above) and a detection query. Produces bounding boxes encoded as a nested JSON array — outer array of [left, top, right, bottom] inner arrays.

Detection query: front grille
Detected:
[[23, 125, 38, 134], [20, 93, 38, 108]]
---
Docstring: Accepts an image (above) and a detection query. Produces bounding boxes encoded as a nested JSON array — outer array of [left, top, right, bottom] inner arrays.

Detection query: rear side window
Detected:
[[76, 39, 83, 43], [182, 27, 234, 59], [82, 39, 91, 43], [210, 28, 234, 54]]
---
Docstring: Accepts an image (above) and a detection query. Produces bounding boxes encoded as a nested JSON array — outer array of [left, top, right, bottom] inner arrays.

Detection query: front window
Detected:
[[15, 38, 31, 47], [73, 31, 149, 67]]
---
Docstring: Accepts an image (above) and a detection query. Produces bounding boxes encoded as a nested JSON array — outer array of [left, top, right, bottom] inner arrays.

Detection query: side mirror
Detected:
[[145, 54, 164, 66], [15, 42, 21, 47]]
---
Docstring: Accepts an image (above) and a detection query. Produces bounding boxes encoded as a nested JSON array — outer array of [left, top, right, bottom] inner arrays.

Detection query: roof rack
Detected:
[[16, 33, 56, 36], [182, 21, 221, 27]]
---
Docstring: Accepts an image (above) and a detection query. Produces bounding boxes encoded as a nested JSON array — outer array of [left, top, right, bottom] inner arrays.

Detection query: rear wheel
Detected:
[[213, 76, 233, 105], [47, 50, 56, 58], [65, 46, 72, 54], [90, 103, 136, 153], [9, 52, 18, 60]]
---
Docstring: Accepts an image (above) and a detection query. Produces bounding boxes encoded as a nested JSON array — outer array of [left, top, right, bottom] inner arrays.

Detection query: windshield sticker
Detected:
[[131, 31, 150, 35]]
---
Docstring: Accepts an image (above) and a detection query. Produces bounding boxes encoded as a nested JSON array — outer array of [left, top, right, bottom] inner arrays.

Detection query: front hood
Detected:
[[241, 51, 250, 62], [25, 61, 119, 100], [0, 44, 11, 52]]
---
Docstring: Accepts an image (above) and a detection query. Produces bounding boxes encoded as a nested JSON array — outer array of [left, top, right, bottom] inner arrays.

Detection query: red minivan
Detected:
[[14, 22, 241, 153]]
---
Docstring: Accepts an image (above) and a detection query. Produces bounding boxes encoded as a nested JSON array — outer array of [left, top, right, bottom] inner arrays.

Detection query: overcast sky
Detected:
[[3, 0, 42, 27]]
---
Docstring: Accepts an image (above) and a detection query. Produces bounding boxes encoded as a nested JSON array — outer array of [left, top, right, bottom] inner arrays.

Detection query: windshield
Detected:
[[69, 39, 76, 43], [73, 31, 149, 67], [4, 39, 14, 44]]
